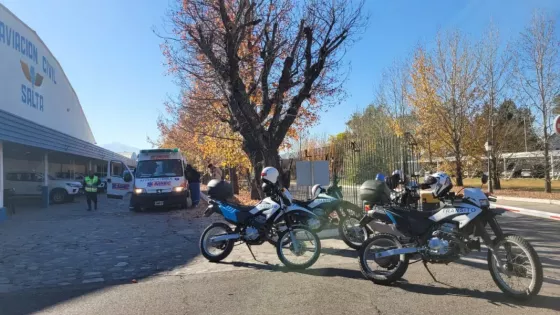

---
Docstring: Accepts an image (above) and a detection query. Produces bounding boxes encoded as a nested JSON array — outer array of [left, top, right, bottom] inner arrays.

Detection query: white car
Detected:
[[4, 172, 82, 204]]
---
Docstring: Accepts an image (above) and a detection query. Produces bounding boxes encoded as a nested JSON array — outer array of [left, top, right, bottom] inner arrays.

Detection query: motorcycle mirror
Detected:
[[481, 174, 489, 185]]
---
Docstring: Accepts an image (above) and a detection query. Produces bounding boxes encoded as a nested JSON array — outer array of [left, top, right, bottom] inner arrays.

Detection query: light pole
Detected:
[[485, 141, 493, 193]]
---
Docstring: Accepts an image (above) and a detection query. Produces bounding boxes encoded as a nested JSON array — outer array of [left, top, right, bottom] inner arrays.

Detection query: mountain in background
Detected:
[[101, 142, 141, 154]]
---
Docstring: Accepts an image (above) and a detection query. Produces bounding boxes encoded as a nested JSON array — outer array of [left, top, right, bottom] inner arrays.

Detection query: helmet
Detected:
[[375, 173, 385, 181], [423, 172, 452, 198], [311, 184, 326, 199], [261, 166, 279, 184]]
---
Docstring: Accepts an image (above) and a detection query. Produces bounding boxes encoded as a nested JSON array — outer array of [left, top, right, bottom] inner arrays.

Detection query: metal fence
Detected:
[[284, 134, 420, 205]]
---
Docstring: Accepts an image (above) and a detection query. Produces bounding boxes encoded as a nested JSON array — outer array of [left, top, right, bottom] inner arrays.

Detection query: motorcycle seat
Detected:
[[219, 201, 255, 212], [292, 199, 314, 208], [388, 207, 439, 218]]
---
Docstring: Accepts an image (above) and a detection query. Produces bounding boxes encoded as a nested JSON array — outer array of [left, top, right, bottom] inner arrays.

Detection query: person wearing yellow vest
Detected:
[[83, 170, 99, 211]]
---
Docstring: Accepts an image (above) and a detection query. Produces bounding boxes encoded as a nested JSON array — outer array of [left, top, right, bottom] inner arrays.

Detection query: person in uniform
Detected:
[[83, 170, 99, 211]]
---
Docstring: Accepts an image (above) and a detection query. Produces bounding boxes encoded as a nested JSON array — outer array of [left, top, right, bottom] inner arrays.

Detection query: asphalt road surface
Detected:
[[1, 209, 559, 315]]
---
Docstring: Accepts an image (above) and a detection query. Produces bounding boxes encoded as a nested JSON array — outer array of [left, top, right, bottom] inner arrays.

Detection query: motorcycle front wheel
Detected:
[[338, 216, 370, 250], [487, 233, 543, 300], [359, 233, 409, 285], [276, 226, 321, 270]]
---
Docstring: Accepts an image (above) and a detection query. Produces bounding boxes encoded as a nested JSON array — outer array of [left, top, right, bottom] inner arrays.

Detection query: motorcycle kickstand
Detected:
[[423, 261, 438, 283], [245, 243, 260, 262]]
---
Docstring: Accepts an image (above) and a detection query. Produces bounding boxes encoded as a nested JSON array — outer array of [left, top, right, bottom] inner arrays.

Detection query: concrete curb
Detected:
[[497, 195, 560, 206], [494, 203, 560, 221]]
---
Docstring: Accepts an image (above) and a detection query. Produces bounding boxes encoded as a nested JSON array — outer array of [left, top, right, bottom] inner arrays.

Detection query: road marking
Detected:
[[494, 204, 560, 221]]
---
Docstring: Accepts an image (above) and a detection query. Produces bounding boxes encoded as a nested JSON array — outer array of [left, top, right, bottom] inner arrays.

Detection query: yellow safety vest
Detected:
[[85, 176, 99, 193]]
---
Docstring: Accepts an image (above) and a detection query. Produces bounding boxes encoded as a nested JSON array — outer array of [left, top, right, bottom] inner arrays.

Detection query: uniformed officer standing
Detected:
[[83, 170, 99, 211]]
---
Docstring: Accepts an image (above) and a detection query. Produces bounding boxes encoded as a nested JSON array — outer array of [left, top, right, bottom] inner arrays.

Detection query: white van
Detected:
[[106, 148, 192, 212]]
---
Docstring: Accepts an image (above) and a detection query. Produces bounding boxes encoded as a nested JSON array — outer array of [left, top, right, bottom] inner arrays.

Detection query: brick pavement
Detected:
[[0, 195, 215, 292]]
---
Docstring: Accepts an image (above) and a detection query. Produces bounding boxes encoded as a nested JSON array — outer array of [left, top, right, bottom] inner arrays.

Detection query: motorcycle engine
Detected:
[[426, 223, 462, 261], [244, 215, 267, 241], [244, 227, 260, 241]]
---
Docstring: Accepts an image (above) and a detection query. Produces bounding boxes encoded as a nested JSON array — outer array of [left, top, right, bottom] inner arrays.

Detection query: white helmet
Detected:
[[261, 166, 279, 184], [311, 184, 325, 199], [423, 171, 452, 198]]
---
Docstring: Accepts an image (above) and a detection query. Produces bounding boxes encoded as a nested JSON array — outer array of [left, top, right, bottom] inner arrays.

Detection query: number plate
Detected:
[[155, 201, 164, 206]]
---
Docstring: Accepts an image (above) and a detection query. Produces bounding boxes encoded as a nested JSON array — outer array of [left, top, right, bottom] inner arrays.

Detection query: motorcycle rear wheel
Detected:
[[338, 216, 370, 250], [200, 222, 235, 262], [359, 233, 409, 285]]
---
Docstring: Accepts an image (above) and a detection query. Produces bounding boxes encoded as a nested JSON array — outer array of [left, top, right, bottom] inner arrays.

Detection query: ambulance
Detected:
[[106, 148, 192, 212]]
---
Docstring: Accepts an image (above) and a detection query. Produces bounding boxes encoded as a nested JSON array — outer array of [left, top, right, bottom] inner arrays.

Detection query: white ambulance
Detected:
[[106, 148, 192, 211]]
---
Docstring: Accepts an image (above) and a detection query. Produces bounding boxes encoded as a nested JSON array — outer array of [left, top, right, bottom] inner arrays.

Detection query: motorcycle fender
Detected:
[[203, 203, 219, 217]]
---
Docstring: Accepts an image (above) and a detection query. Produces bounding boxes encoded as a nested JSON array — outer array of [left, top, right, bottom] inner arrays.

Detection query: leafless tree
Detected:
[[477, 24, 514, 189], [514, 12, 560, 192], [161, 0, 366, 190], [432, 31, 482, 186]]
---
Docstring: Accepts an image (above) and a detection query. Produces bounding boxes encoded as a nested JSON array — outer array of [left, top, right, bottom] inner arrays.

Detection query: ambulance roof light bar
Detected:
[[139, 148, 179, 154]]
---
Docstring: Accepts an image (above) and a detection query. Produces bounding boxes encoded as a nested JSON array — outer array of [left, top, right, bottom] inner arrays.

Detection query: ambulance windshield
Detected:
[[136, 159, 183, 178]]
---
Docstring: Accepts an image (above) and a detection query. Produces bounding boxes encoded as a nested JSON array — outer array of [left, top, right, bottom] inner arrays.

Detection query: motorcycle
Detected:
[[357, 175, 543, 300], [200, 181, 322, 270], [272, 175, 366, 249]]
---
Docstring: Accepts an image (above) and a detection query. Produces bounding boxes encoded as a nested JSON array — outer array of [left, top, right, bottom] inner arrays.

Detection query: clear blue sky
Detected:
[[2, 0, 559, 149]]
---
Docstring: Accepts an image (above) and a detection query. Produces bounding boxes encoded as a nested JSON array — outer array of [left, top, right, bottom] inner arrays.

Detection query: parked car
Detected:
[[4, 172, 82, 204], [520, 169, 532, 178]]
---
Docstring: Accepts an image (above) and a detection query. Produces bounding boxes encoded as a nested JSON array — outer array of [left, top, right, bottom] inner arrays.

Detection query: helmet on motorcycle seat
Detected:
[[261, 166, 279, 184], [262, 181, 275, 196], [311, 184, 326, 199], [375, 173, 385, 181], [423, 172, 452, 198]]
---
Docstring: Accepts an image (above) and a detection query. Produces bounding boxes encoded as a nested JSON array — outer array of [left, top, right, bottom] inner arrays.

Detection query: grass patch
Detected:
[[462, 178, 560, 192]]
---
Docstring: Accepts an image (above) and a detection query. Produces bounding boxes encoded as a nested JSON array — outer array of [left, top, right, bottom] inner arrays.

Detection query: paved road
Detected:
[[0, 202, 559, 315]]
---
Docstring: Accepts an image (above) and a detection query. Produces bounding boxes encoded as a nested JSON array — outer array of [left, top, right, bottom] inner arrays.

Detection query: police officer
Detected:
[[83, 170, 99, 211]]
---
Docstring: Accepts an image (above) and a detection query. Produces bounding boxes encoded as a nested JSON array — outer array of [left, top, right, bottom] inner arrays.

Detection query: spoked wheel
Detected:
[[359, 233, 409, 285], [276, 226, 321, 270], [199, 222, 234, 262], [488, 234, 543, 300], [338, 216, 369, 250]]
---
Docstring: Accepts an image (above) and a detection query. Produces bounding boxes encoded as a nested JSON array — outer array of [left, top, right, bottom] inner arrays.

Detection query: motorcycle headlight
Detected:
[[479, 199, 489, 207], [134, 188, 145, 194], [173, 186, 185, 192]]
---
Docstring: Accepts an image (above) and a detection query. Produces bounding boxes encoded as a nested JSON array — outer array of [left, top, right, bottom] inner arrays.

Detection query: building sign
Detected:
[[0, 5, 95, 143]]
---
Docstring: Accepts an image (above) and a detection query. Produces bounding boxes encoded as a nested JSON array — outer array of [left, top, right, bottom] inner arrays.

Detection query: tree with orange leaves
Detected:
[[159, 0, 366, 191]]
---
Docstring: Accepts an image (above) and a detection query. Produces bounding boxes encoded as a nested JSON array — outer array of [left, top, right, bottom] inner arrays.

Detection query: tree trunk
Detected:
[[230, 167, 239, 195], [543, 132, 552, 193], [243, 141, 282, 199], [491, 156, 501, 190], [455, 155, 464, 186]]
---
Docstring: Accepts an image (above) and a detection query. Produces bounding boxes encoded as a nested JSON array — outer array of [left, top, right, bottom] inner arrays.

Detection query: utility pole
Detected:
[[523, 116, 528, 152]]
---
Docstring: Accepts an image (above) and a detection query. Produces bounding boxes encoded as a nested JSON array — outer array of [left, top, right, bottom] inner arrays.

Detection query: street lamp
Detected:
[[484, 141, 493, 193]]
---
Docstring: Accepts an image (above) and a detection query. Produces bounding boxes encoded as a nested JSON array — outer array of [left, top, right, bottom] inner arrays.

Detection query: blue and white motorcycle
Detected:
[[200, 180, 321, 270]]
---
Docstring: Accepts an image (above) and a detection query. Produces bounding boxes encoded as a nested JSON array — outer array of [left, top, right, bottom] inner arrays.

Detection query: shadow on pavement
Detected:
[[320, 247, 359, 258], [215, 260, 365, 280], [0, 196, 211, 315], [395, 281, 560, 312]]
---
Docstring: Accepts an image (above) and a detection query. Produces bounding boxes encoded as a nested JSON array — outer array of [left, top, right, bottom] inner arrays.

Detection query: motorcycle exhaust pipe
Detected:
[[374, 247, 421, 259], [210, 233, 240, 243]]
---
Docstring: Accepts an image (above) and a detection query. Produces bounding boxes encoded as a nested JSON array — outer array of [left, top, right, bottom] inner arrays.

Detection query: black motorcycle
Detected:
[[358, 175, 543, 300], [200, 180, 321, 270]]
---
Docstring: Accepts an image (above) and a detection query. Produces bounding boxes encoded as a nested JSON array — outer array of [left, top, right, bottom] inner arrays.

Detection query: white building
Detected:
[[0, 4, 135, 220]]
